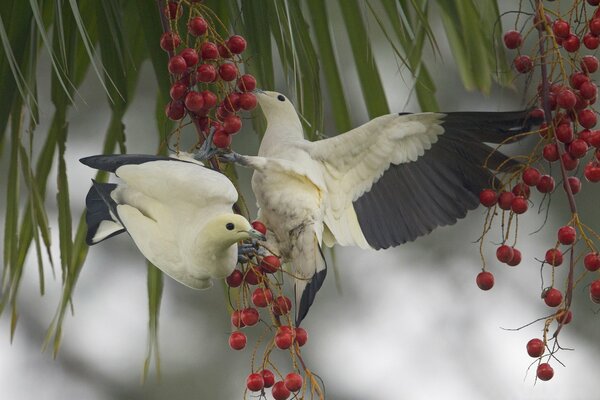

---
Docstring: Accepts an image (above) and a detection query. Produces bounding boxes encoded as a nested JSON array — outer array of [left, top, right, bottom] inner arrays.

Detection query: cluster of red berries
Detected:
[[224, 220, 315, 399], [160, 1, 258, 149], [477, 0, 600, 383]]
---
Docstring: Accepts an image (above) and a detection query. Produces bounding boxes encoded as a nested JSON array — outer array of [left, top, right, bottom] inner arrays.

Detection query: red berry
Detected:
[[507, 248, 522, 266], [552, 19, 570, 38], [169, 82, 187, 100], [591, 18, 600, 35], [273, 296, 292, 315], [543, 288, 563, 307], [163, 1, 182, 20], [479, 189, 497, 207], [555, 123, 574, 143], [511, 196, 528, 214], [557, 226, 576, 245], [226, 269, 243, 287], [512, 183, 530, 199], [497, 191, 514, 210], [526, 338, 545, 357], [579, 109, 597, 128], [160, 32, 181, 52], [237, 74, 257, 92], [536, 175, 555, 193], [584, 252, 600, 271], [557, 89, 577, 109], [201, 42, 219, 60], [244, 267, 262, 285], [239, 92, 258, 110], [227, 35, 247, 54], [582, 55, 599, 73], [537, 363, 554, 381], [165, 101, 185, 120], [223, 93, 241, 112], [585, 160, 600, 182], [196, 64, 217, 83], [213, 129, 232, 149], [522, 167, 541, 186], [180, 48, 199, 67], [260, 255, 281, 273], [589, 0, 600, 5], [476, 271, 494, 290], [223, 115, 242, 134], [590, 280, 600, 302], [231, 310, 245, 328], [247, 373, 264, 392], [545, 249, 563, 266], [168, 55, 187, 75], [514, 55, 533, 73], [580, 82, 597, 100], [543, 143, 559, 162], [272, 381, 291, 400], [496, 245, 514, 263], [261, 369, 275, 388], [561, 152, 578, 171], [568, 138, 589, 158], [568, 176, 581, 194], [252, 288, 273, 307], [251, 220, 267, 235], [184, 91, 204, 112], [562, 34, 580, 52], [201, 90, 218, 109], [188, 17, 208, 36], [295, 327, 308, 346], [219, 63, 238, 81], [241, 307, 259, 326], [556, 309, 572, 324], [284, 373, 303, 392], [275, 332, 293, 349], [229, 331, 247, 350], [571, 72, 590, 89], [218, 43, 232, 59], [583, 33, 600, 49], [590, 130, 600, 147]]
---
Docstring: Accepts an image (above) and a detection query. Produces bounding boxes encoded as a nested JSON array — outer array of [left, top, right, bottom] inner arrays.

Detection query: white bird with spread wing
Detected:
[[226, 90, 540, 325], [81, 153, 265, 289]]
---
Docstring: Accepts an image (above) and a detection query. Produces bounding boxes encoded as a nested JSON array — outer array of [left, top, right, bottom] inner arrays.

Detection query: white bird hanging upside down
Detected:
[[81, 152, 265, 289], [223, 90, 542, 325]]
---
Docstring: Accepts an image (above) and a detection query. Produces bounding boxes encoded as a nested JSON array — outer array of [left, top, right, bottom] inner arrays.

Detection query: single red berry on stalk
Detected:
[[512, 183, 530, 199], [218, 43, 231, 59], [168, 55, 187, 75], [561, 152, 579, 171], [584, 252, 600, 271], [542, 144, 559, 162], [197, 64, 217, 83], [247, 373, 264, 392], [160, 32, 181, 52], [514, 55, 533, 73], [579, 109, 597, 128], [552, 19, 570, 38], [584, 33, 600, 50], [284, 373, 303, 392], [229, 331, 247, 350], [201, 42, 219, 60], [585, 160, 600, 182], [239, 92, 258, 110], [537, 363, 554, 381], [582, 56, 599, 74], [219, 63, 238, 81], [503, 30, 522, 49], [497, 191, 514, 210], [476, 271, 494, 290], [260, 255, 281, 273], [590, 18, 600, 35], [231, 310, 245, 328], [272, 381, 291, 400], [562, 34, 580, 52], [244, 267, 262, 285], [555, 123, 574, 143], [557, 226, 576, 245], [252, 288, 273, 307], [496, 245, 514, 263], [479, 189, 497, 207], [226, 269, 243, 287], [278, 325, 293, 334], [251, 220, 267, 235], [169, 82, 187, 100], [165, 101, 185, 120], [223, 93, 241, 112], [201, 90, 218, 109], [522, 168, 541, 186], [295, 327, 308, 346], [536, 175, 555, 193], [579, 129, 594, 144], [184, 91, 204, 112], [180, 48, 199, 67], [568, 177, 581, 194], [568, 138, 589, 158], [237, 74, 257, 92], [526, 338, 544, 357], [511, 196, 528, 214], [163, 1, 182, 20], [543, 288, 563, 307], [557, 89, 577, 109], [261, 369, 275, 388], [507, 248, 522, 266], [275, 332, 294, 349], [590, 280, 600, 302], [188, 17, 208, 36], [556, 309, 572, 324], [223, 115, 242, 134], [545, 249, 563, 266], [529, 108, 544, 120], [273, 296, 292, 315], [580, 82, 598, 100], [227, 35, 247, 54], [241, 307, 259, 326], [213, 129, 232, 149]]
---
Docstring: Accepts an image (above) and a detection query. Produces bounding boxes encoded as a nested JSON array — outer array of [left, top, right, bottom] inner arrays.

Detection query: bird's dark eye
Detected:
[[277, 95, 285, 102], [226, 223, 235, 230]]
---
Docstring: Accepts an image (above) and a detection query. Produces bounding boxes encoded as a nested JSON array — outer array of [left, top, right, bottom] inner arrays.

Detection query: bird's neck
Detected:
[[259, 114, 304, 155], [193, 232, 238, 278]]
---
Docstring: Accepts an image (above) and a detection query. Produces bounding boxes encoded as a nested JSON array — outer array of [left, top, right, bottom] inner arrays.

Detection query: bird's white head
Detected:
[[203, 214, 266, 247], [254, 90, 303, 141]]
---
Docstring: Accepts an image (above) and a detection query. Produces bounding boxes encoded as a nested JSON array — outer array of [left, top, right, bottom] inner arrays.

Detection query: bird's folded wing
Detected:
[[304, 113, 445, 247]]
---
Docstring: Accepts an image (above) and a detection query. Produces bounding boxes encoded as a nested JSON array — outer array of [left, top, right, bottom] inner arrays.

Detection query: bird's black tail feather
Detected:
[[85, 180, 125, 245]]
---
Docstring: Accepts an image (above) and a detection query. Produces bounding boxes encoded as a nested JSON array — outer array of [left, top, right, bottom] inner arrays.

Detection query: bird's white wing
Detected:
[[303, 113, 444, 248]]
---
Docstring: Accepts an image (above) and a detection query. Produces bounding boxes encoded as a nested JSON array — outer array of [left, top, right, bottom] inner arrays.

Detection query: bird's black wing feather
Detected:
[[85, 180, 125, 245], [80, 154, 188, 173], [353, 110, 538, 250]]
